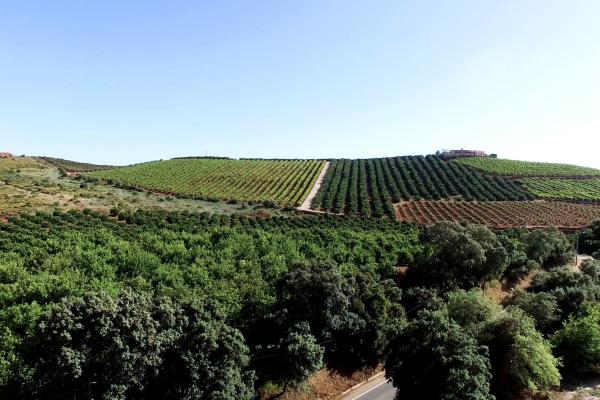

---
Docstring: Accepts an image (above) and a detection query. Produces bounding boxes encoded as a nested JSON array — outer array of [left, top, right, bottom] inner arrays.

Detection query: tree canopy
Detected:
[[14, 291, 253, 400], [553, 303, 600, 373], [0, 209, 592, 399], [408, 222, 508, 291], [386, 309, 494, 400]]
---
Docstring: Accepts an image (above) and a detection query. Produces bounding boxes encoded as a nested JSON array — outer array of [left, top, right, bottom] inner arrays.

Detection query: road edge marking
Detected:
[[339, 371, 386, 397], [345, 379, 389, 400]]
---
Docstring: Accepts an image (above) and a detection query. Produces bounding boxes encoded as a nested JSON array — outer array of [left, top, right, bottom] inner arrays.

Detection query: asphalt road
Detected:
[[345, 380, 395, 400]]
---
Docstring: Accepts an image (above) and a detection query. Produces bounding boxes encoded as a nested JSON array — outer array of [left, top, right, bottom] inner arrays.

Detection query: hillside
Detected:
[[454, 157, 600, 203], [521, 178, 600, 201], [2, 153, 600, 400], [0, 157, 288, 217], [310, 156, 531, 217], [3, 153, 600, 230], [87, 158, 324, 206], [455, 157, 600, 177], [38, 157, 120, 172]]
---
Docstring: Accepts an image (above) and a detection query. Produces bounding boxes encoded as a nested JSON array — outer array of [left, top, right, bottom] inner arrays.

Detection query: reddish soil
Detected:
[[395, 200, 600, 230]]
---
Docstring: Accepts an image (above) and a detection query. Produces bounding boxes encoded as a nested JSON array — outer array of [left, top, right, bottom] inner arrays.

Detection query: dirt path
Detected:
[[556, 377, 600, 399], [298, 161, 331, 212], [573, 254, 594, 271]]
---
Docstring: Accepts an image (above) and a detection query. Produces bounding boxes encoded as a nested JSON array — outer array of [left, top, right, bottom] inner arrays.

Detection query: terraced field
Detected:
[[395, 200, 600, 229], [455, 157, 600, 177], [87, 158, 325, 206], [311, 156, 530, 217], [520, 178, 600, 201]]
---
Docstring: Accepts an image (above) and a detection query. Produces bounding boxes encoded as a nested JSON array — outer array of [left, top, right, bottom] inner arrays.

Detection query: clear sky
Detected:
[[1, 1, 599, 167]]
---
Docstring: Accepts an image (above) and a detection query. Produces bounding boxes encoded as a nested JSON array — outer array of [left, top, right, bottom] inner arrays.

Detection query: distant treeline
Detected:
[[171, 156, 232, 160], [239, 157, 327, 161], [38, 156, 121, 172]]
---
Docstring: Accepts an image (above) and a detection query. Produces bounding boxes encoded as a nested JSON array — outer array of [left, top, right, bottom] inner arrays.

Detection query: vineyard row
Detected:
[[87, 159, 324, 206], [311, 156, 531, 217], [395, 200, 600, 229]]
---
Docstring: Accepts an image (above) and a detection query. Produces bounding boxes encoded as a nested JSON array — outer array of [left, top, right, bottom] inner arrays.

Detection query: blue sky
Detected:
[[1, 1, 599, 167]]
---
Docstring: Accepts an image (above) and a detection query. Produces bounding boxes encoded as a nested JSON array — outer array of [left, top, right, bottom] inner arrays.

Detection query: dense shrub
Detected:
[[11, 291, 254, 400], [0, 210, 419, 397], [386, 309, 494, 400], [407, 222, 508, 291], [526, 229, 574, 268], [553, 303, 600, 373]]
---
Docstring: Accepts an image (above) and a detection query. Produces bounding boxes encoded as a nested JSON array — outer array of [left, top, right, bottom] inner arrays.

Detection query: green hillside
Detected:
[[87, 158, 324, 206], [38, 157, 120, 172], [455, 157, 600, 177], [311, 156, 531, 217], [520, 178, 600, 201], [452, 156, 600, 203], [1, 154, 600, 400], [5, 153, 600, 222]]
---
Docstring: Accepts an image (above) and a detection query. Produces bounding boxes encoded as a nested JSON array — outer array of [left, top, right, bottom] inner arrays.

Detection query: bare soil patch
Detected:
[[259, 366, 381, 400]]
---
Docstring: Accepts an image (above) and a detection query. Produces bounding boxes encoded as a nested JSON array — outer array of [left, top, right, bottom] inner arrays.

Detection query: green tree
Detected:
[[526, 229, 574, 268], [409, 222, 507, 291], [446, 290, 499, 336], [21, 291, 253, 400], [277, 261, 362, 346], [276, 262, 406, 370], [482, 309, 560, 399], [579, 222, 600, 257], [270, 323, 323, 393], [385, 310, 494, 400], [332, 268, 406, 370], [504, 291, 561, 334], [0, 303, 41, 389], [466, 225, 510, 288], [498, 233, 539, 285], [444, 292, 560, 399], [147, 301, 255, 400], [528, 267, 600, 322], [553, 303, 600, 373], [581, 259, 600, 283]]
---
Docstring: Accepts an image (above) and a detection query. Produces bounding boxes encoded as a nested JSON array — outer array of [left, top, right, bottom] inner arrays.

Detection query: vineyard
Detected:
[[38, 157, 120, 172], [311, 155, 531, 217], [87, 158, 325, 206], [0, 157, 44, 174], [455, 157, 600, 177], [394, 200, 600, 229], [520, 178, 600, 202]]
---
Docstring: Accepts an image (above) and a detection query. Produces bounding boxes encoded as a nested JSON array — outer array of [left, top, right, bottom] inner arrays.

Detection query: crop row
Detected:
[[395, 200, 600, 229], [520, 178, 600, 202], [455, 157, 600, 177], [39, 157, 119, 172], [311, 156, 531, 217], [87, 159, 324, 206]]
